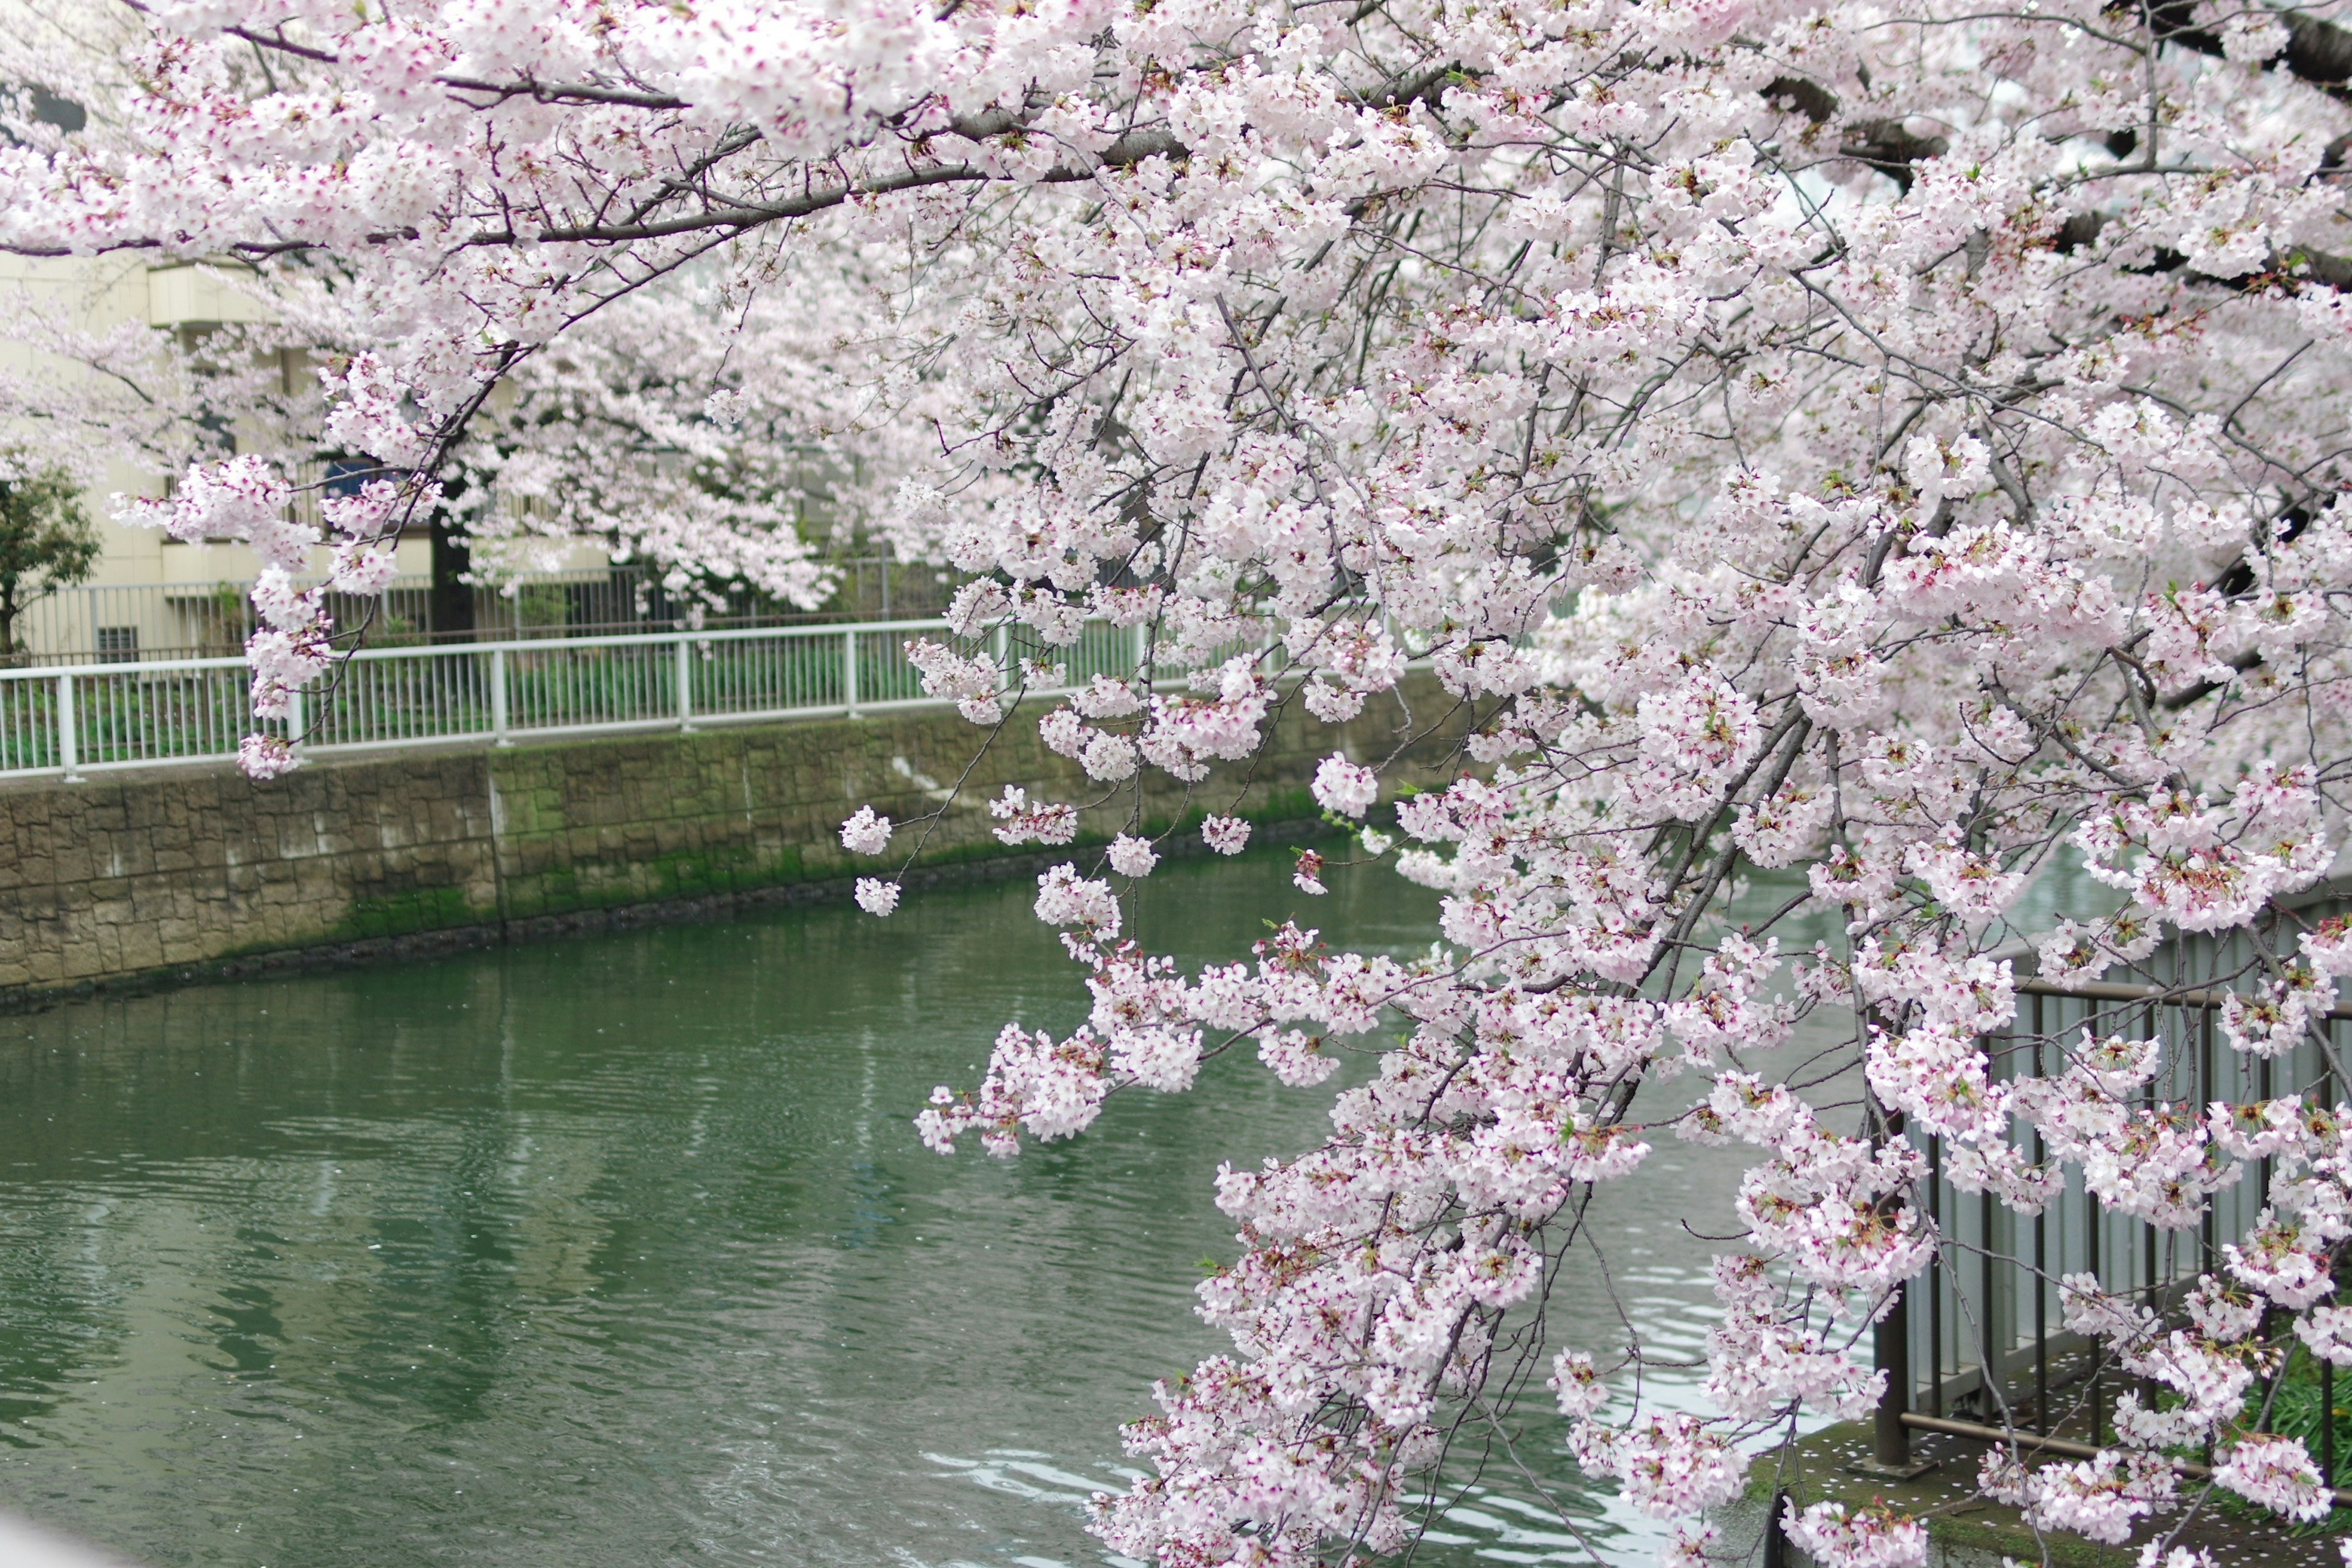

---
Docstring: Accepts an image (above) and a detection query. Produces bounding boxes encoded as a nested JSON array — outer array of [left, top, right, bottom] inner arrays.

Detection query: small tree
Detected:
[[0, 459, 98, 659]]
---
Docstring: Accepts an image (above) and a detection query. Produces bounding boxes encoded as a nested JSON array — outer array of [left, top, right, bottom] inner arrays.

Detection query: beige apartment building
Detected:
[[0, 252, 694, 665], [2, 254, 450, 663]]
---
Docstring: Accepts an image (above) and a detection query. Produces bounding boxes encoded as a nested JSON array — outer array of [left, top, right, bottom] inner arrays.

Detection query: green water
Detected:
[[0, 854, 1755, 1568]]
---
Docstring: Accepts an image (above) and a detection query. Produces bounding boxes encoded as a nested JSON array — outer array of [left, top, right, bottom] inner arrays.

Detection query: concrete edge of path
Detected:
[[0, 1510, 145, 1568]]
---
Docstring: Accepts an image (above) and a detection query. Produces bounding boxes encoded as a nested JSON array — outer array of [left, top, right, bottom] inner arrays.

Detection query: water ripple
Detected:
[[0, 855, 1777, 1568]]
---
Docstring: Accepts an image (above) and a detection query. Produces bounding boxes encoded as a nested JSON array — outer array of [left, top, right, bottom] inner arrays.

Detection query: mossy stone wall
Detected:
[[0, 673, 1460, 1007]]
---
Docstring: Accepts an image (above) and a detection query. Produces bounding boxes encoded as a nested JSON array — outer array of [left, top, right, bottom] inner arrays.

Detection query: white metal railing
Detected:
[[0, 617, 1161, 780]]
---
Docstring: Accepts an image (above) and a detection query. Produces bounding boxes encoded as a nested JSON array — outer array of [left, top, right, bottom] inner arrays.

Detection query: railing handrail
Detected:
[[0, 613, 1191, 781], [0, 617, 969, 684]]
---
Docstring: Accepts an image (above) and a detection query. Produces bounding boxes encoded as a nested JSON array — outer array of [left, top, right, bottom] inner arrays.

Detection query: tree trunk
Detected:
[[428, 478, 475, 641]]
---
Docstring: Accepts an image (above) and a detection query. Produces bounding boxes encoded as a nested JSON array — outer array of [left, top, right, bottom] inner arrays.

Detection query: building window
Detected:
[[96, 627, 138, 663]]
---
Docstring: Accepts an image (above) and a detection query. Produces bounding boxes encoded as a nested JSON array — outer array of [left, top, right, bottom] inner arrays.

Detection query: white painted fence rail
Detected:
[[0, 617, 1157, 780]]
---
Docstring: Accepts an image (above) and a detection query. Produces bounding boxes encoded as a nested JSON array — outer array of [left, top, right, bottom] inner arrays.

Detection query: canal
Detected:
[[0, 852, 1765, 1568]]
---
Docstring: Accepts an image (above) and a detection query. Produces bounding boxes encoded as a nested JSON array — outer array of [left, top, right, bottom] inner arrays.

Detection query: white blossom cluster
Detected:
[[17, 0, 2352, 1559]]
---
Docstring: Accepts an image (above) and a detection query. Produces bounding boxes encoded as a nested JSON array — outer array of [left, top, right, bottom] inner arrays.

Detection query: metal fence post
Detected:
[[842, 629, 861, 717], [287, 686, 305, 754], [491, 646, 511, 745], [1860, 1097, 1928, 1477], [56, 671, 78, 782], [1928, 1136, 1943, 1417], [676, 638, 695, 732], [1872, 1274, 1913, 1469]]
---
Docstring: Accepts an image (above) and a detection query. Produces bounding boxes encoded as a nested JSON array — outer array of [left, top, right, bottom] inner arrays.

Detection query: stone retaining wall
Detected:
[[0, 674, 1463, 1008]]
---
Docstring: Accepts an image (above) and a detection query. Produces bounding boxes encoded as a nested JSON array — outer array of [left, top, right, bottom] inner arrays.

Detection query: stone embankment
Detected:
[[0, 673, 1463, 1009]]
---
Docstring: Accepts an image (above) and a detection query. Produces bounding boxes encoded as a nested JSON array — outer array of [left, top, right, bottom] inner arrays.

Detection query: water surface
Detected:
[[0, 853, 1766, 1568]]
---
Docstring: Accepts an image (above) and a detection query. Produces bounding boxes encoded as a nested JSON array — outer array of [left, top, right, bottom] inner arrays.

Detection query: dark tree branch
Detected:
[[219, 24, 698, 109], [1761, 76, 1950, 192], [2147, 1, 2352, 106]]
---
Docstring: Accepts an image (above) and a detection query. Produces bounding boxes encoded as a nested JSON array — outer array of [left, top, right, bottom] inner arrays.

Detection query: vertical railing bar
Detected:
[[1980, 1186, 1997, 1397], [2201, 1002, 2217, 1278], [2087, 1155, 2102, 1444], [492, 647, 510, 745], [2327, 1022, 2340, 1487], [1871, 1104, 1913, 1472], [2032, 992, 2047, 1434], [2258, 1047, 2275, 1245], [1929, 1133, 1943, 1419], [56, 670, 78, 781], [2140, 1000, 2158, 1429], [2328, 1354, 2339, 1490]]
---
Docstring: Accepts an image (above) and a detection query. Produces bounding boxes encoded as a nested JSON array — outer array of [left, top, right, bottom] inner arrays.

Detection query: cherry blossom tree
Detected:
[[257, 262, 853, 615], [446, 273, 851, 603], [10, 0, 2352, 1563]]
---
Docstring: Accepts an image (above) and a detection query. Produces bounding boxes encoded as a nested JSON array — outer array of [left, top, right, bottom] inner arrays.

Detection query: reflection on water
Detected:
[[0, 851, 1806, 1568]]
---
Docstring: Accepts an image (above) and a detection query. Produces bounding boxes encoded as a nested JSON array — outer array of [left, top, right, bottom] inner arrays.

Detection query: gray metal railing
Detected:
[[0, 615, 1158, 778], [1874, 904, 2352, 1487]]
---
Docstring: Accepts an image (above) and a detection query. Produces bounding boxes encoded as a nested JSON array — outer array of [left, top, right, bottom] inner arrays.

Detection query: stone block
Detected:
[[0, 670, 1463, 1000]]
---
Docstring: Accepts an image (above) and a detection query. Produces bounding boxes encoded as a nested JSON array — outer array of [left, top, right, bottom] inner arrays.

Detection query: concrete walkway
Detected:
[[0, 1512, 140, 1567]]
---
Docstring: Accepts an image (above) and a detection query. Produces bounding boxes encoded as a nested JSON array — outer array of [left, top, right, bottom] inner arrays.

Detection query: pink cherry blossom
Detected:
[[989, 786, 1077, 847], [1781, 1499, 1928, 1568], [1106, 835, 1158, 878], [24, 0, 2352, 1556], [236, 734, 301, 780], [2215, 1433, 2332, 1523], [1310, 755, 1378, 818], [1978, 1449, 2176, 1545], [1200, 817, 1251, 857], [839, 807, 893, 856]]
